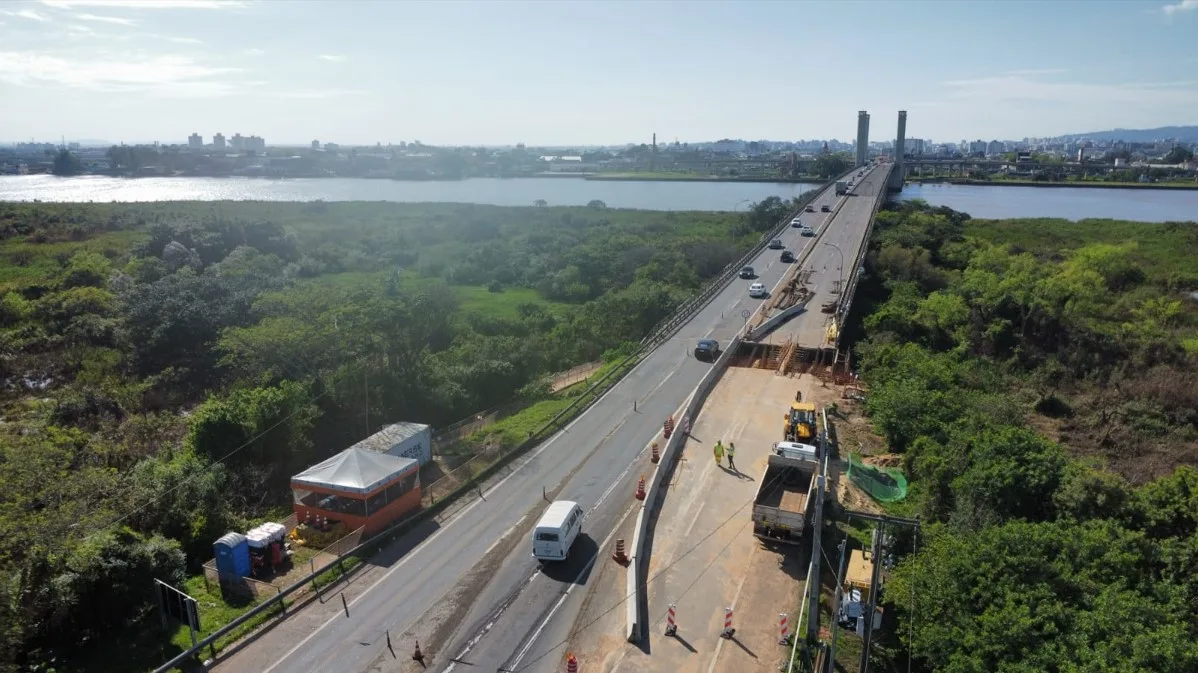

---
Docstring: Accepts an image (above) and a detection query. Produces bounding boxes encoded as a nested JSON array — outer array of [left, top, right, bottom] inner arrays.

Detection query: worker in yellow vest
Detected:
[[713, 440, 725, 466]]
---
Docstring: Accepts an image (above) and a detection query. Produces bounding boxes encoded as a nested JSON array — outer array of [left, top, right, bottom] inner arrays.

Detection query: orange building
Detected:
[[291, 447, 421, 535]]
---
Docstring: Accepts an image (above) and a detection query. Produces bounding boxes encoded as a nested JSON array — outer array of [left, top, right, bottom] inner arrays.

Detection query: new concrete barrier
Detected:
[[625, 334, 743, 642], [746, 293, 816, 342]]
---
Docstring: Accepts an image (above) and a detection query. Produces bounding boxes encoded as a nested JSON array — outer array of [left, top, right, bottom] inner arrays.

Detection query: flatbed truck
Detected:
[[752, 442, 819, 544]]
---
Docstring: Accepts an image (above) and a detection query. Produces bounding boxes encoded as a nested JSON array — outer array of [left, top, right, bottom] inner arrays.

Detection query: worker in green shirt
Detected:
[[714, 440, 725, 466]]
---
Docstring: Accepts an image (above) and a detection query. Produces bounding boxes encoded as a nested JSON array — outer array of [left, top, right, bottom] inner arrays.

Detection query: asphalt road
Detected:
[[761, 163, 889, 347], [220, 169, 885, 673]]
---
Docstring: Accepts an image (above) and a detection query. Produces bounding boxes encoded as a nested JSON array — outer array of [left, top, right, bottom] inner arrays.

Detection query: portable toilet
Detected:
[[213, 532, 250, 579]]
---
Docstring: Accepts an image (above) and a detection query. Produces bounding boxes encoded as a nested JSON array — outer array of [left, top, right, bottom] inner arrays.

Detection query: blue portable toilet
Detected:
[[214, 532, 250, 579]]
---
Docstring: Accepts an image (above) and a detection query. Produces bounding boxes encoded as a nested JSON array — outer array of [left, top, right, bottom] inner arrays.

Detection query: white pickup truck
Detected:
[[751, 441, 819, 544]]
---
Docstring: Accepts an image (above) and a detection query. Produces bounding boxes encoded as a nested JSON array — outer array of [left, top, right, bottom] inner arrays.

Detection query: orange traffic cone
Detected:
[[566, 652, 579, 673], [612, 538, 629, 565], [412, 640, 425, 665], [663, 415, 675, 439], [635, 476, 646, 500], [650, 442, 660, 464]]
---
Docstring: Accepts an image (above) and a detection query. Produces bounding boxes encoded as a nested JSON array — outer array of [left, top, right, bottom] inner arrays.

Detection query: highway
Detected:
[[759, 164, 889, 347], [211, 174, 872, 673]]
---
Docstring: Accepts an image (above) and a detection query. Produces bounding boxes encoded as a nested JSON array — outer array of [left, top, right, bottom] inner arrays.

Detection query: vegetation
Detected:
[[0, 196, 809, 671], [846, 201, 1198, 671]]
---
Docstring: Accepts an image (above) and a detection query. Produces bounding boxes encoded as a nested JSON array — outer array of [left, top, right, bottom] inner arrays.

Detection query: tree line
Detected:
[[848, 201, 1198, 671]]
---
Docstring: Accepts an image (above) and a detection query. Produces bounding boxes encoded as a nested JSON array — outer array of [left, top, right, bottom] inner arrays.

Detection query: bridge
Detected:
[[734, 161, 892, 377], [197, 111, 906, 673]]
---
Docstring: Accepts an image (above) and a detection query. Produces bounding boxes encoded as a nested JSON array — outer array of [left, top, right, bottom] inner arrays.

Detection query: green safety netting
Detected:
[[845, 453, 908, 502]]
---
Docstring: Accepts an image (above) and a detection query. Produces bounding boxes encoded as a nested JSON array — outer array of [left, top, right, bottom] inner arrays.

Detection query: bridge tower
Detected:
[[887, 110, 907, 192], [855, 111, 870, 167]]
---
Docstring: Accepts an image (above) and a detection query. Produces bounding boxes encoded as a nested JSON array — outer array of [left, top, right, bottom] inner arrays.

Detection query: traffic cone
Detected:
[[612, 538, 629, 565], [412, 640, 425, 665], [635, 476, 646, 500], [566, 652, 579, 673], [663, 415, 675, 439], [650, 442, 660, 464]]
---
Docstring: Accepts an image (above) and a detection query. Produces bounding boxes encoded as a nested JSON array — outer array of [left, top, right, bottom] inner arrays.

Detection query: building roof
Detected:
[[348, 422, 430, 454], [291, 447, 418, 495], [846, 548, 875, 589]]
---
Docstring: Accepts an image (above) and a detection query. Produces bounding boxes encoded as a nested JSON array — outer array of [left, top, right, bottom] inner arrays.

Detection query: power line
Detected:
[[513, 467, 789, 672]]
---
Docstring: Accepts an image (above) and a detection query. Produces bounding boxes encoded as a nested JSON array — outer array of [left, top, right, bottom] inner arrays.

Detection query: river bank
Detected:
[[907, 177, 1198, 191], [584, 172, 823, 183]]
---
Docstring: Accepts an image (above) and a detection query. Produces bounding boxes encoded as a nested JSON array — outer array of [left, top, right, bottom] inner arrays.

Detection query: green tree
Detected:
[[52, 149, 83, 176]]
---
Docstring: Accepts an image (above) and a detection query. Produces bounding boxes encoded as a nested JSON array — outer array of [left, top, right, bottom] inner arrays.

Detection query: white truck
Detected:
[[835, 180, 848, 195], [751, 441, 819, 543]]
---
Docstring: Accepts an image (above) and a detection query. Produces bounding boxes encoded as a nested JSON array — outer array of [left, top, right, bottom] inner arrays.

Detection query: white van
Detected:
[[532, 500, 584, 561]]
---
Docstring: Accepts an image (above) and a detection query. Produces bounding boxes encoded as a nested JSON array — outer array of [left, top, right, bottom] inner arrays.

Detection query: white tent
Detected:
[[291, 447, 418, 495]]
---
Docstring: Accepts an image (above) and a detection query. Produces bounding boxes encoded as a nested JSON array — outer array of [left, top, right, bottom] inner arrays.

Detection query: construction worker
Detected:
[[727, 442, 737, 470], [714, 440, 725, 466]]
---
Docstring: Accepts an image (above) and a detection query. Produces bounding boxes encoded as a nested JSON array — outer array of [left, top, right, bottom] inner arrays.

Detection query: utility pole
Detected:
[[844, 510, 920, 673], [826, 538, 848, 673]]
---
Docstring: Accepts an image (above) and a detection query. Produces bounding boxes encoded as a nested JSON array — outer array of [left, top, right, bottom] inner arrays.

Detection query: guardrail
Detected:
[[636, 175, 851, 351], [626, 332, 744, 642], [833, 163, 894, 347], [153, 175, 850, 672]]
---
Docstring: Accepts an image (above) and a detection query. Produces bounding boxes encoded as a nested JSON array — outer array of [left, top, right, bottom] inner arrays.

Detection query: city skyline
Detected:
[[1, 0, 1197, 145]]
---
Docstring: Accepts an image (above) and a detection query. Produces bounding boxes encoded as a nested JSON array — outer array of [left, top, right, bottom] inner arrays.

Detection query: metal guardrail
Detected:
[[151, 176, 851, 673], [833, 163, 894, 348]]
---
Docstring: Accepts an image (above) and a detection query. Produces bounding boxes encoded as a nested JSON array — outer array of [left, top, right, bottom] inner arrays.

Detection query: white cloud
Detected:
[[1162, 0, 1198, 14], [318, 54, 347, 62], [243, 47, 265, 56], [276, 89, 367, 99], [1, 9, 51, 21], [75, 12, 137, 25], [40, 0, 243, 9], [941, 72, 1198, 106], [0, 51, 242, 96], [1001, 68, 1068, 76], [163, 35, 203, 43]]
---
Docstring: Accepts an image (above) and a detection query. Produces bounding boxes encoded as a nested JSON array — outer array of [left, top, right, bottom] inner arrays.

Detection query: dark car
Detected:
[[821, 204, 831, 212], [780, 250, 795, 263], [694, 339, 721, 361], [739, 265, 755, 279], [768, 238, 783, 250]]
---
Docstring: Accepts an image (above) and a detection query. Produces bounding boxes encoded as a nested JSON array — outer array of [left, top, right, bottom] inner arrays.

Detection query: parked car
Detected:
[[768, 238, 783, 250], [821, 204, 832, 212], [694, 339, 721, 361], [780, 250, 795, 263], [749, 282, 767, 298], [740, 265, 756, 279]]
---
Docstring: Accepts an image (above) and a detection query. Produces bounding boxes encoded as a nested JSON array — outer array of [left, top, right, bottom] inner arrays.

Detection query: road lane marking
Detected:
[[704, 557, 755, 673], [262, 353, 650, 673]]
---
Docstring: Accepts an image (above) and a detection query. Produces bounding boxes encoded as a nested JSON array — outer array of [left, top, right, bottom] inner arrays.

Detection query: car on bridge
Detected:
[[800, 226, 815, 237], [805, 204, 815, 212], [791, 218, 803, 228], [768, 238, 783, 250], [780, 249, 795, 263], [740, 265, 756, 279], [748, 282, 768, 298], [821, 204, 832, 212], [693, 339, 721, 361]]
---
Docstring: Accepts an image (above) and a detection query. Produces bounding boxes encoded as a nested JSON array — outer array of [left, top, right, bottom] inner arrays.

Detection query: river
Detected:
[[1, 174, 1196, 222]]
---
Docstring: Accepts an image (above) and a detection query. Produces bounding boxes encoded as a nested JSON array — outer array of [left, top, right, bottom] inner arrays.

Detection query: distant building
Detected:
[[230, 133, 245, 151], [986, 140, 1005, 156], [214, 133, 226, 149], [189, 133, 203, 149], [324, 142, 339, 152], [311, 140, 320, 149]]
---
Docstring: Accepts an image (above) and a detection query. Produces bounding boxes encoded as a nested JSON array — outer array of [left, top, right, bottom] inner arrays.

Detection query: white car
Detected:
[[748, 282, 767, 298]]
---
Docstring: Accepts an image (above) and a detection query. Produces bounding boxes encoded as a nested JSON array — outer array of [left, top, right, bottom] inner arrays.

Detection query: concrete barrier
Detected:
[[746, 293, 816, 342], [625, 334, 742, 642]]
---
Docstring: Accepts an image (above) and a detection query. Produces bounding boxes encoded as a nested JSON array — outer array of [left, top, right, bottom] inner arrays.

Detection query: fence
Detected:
[[547, 361, 602, 392], [152, 175, 852, 673], [844, 452, 908, 503]]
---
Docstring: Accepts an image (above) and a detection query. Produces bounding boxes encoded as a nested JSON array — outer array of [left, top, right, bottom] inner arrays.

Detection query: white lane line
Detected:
[[262, 354, 649, 673], [682, 500, 707, 539], [704, 557, 755, 673], [506, 499, 639, 670]]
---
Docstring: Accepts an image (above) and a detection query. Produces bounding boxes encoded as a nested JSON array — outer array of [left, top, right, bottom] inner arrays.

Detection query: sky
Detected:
[[1, 0, 1197, 147]]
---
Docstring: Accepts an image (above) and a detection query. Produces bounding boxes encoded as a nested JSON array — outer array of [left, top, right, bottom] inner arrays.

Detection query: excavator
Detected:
[[784, 392, 818, 443]]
